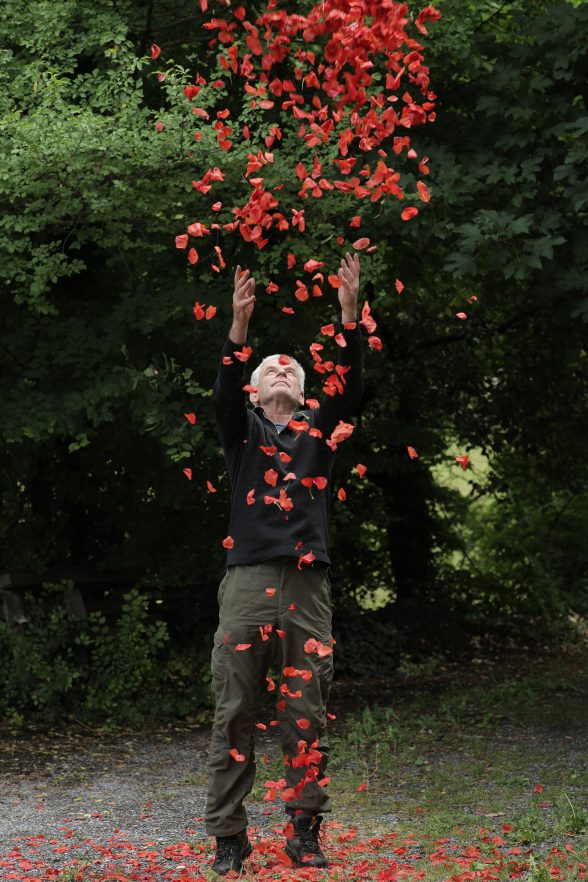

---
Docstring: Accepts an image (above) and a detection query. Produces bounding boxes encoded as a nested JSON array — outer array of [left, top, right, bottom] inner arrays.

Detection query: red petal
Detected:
[[264, 468, 278, 487], [417, 181, 431, 202], [303, 259, 325, 272]]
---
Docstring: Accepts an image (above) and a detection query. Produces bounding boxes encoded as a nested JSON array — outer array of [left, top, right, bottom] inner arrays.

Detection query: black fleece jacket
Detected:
[[213, 322, 363, 566]]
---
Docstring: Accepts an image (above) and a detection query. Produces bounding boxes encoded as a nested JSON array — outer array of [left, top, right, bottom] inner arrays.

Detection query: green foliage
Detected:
[[332, 607, 402, 677], [0, 0, 587, 729], [0, 583, 211, 725]]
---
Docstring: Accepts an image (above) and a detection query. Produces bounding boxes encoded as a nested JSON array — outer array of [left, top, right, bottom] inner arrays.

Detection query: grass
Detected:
[[188, 645, 587, 880]]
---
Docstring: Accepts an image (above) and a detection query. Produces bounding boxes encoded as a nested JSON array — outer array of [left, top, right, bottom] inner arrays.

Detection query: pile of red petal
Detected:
[[2, 821, 584, 881]]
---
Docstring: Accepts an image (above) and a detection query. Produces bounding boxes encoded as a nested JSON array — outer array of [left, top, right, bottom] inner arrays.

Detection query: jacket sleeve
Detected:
[[213, 336, 249, 449], [314, 321, 364, 441]]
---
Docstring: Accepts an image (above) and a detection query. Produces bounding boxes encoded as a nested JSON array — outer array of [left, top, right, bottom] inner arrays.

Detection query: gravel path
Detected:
[[0, 726, 291, 878], [1, 653, 587, 878]]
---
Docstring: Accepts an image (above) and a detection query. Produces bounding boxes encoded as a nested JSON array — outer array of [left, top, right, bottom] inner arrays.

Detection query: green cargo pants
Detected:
[[205, 557, 334, 836]]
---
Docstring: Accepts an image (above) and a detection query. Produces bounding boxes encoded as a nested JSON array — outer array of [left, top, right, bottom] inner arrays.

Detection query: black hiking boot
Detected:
[[284, 813, 329, 868], [212, 830, 252, 876]]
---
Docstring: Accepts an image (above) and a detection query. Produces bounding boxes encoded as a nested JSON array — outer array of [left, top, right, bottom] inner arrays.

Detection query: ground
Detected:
[[1, 645, 586, 881]]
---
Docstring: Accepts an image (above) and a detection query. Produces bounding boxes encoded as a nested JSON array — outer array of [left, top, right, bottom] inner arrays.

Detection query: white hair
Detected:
[[250, 354, 305, 392]]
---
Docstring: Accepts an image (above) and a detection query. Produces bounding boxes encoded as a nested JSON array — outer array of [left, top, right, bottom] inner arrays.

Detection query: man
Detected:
[[206, 252, 363, 875]]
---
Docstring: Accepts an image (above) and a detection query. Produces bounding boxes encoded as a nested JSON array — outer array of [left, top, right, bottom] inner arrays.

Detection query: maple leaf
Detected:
[[184, 412, 196, 425], [407, 446, 419, 460], [150, 44, 161, 60], [356, 463, 367, 478], [234, 643, 252, 651], [183, 468, 193, 480], [229, 748, 245, 762], [455, 453, 469, 470], [222, 535, 234, 548]]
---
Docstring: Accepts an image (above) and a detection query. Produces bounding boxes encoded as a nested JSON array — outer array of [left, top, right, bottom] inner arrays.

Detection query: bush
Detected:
[[0, 583, 212, 727]]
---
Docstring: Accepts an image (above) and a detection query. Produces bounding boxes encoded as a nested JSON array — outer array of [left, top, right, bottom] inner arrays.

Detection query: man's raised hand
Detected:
[[337, 252, 360, 324], [230, 265, 256, 344]]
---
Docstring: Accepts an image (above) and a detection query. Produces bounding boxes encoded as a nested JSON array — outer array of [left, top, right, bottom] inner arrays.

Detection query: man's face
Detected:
[[250, 356, 304, 411]]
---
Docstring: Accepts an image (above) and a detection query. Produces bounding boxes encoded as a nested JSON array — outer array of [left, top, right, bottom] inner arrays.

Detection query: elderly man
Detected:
[[206, 252, 363, 875]]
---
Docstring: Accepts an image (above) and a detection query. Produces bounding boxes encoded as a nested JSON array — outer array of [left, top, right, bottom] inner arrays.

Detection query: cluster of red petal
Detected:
[[5, 818, 583, 881], [170, 0, 438, 262]]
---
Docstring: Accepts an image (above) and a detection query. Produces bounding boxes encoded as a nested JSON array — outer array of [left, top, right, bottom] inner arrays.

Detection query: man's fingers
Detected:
[[237, 277, 255, 300], [235, 273, 253, 299]]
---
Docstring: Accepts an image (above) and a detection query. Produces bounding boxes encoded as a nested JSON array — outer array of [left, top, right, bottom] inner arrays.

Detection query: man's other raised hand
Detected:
[[230, 265, 256, 344], [337, 252, 360, 324]]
